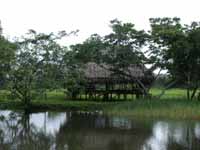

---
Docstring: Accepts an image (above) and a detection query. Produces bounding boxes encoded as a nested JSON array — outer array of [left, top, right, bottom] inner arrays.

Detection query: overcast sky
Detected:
[[0, 0, 200, 45]]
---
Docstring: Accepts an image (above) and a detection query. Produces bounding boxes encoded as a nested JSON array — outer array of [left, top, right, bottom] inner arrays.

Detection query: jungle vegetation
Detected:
[[0, 17, 200, 108]]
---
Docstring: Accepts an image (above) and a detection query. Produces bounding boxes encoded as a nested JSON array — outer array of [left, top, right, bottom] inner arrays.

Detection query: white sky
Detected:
[[0, 0, 200, 45]]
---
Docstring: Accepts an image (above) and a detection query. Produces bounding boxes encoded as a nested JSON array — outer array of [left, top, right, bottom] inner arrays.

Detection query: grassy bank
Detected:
[[104, 99, 200, 120], [0, 90, 113, 111], [0, 99, 110, 111], [1, 88, 200, 119]]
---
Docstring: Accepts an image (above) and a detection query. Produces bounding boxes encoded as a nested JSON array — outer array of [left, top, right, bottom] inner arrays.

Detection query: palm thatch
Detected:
[[71, 62, 154, 100], [84, 62, 153, 84]]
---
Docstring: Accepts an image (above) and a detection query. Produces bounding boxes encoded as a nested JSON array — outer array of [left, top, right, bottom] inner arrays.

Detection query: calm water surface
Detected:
[[0, 110, 200, 150]]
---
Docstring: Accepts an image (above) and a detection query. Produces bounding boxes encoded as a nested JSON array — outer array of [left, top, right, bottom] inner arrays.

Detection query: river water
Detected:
[[0, 110, 199, 150]]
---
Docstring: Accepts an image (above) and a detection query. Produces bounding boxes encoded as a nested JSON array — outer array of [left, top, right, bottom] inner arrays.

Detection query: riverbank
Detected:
[[105, 99, 200, 120], [0, 100, 109, 111], [1, 88, 200, 119], [1, 99, 200, 119]]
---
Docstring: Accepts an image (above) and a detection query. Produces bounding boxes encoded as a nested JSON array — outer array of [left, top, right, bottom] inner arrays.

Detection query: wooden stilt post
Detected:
[[104, 83, 109, 101], [118, 94, 120, 100], [136, 93, 140, 99], [124, 94, 127, 100]]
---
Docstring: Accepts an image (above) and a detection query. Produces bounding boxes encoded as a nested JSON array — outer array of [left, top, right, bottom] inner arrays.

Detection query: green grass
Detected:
[[102, 88, 199, 120], [1, 88, 200, 119], [0, 90, 112, 111], [104, 99, 200, 120], [150, 88, 186, 99], [0, 88, 187, 102]]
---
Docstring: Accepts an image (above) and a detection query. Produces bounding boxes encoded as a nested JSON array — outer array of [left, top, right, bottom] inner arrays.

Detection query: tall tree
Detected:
[[71, 34, 105, 64], [10, 30, 66, 106], [70, 20, 153, 97], [103, 19, 147, 67], [103, 19, 152, 95], [0, 35, 16, 88], [61, 49, 86, 99], [149, 17, 200, 99]]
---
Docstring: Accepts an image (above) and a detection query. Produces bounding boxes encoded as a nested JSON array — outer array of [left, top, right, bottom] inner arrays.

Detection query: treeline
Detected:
[[0, 17, 200, 106]]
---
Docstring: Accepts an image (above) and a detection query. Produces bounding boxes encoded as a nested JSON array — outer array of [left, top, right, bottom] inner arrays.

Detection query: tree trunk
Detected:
[[187, 74, 191, 100], [187, 88, 190, 100], [157, 80, 177, 99], [191, 86, 198, 100]]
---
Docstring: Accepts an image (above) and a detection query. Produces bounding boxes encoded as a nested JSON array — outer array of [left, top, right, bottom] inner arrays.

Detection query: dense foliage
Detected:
[[9, 30, 67, 106], [0, 36, 16, 88], [149, 18, 200, 99], [0, 17, 200, 106]]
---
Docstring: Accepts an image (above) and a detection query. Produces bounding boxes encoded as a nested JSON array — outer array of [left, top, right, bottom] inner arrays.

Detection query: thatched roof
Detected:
[[84, 62, 149, 82]]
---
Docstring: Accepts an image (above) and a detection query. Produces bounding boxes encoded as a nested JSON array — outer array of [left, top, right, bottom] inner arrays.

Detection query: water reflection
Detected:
[[143, 121, 200, 150], [0, 110, 200, 150], [0, 111, 54, 150], [30, 112, 66, 134]]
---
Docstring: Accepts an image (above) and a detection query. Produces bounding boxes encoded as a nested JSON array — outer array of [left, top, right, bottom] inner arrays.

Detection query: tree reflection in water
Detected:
[[0, 111, 200, 150], [0, 111, 54, 150], [142, 121, 200, 150]]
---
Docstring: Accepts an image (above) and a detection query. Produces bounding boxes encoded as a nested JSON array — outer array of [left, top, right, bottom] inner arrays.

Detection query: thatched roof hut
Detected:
[[84, 62, 153, 84], [70, 62, 154, 100]]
